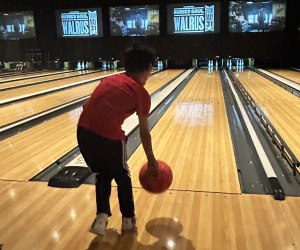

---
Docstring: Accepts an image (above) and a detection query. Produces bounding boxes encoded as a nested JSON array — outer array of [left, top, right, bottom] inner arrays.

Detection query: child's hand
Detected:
[[147, 158, 158, 177]]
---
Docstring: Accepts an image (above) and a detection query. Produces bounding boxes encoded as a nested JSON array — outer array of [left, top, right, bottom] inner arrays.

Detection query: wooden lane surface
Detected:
[[0, 70, 121, 100], [0, 70, 98, 89], [0, 70, 184, 181], [0, 71, 22, 76], [0, 108, 81, 180], [145, 69, 185, 94], [0, 70, 61, 81], [128, 69, 240, 193], [0, 81, 97, 127], [0, 69, 74, 82], [0, 181, 299, 250], [236, 70, 300, 160], [0, 71, 36, 78], [0, 69, 184, 127], [268, 69, 300, 84]]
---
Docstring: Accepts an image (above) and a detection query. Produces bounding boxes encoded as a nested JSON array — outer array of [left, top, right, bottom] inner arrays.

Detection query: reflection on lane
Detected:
[[175, 102, 213, 126]]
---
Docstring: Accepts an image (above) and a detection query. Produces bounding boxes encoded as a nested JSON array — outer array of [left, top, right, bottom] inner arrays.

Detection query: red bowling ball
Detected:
[[139, 160, 173, 193]]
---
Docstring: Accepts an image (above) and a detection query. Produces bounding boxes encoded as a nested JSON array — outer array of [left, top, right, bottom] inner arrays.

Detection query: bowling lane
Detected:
[[145, 69, 185, 94], [1, 181, 298, 249], [0, 70, 122, 101], [0, 71, 29, 78], [0, 70, 98, 90], [0, 69, 75, 82], [0, 70, 184, 127], [236, 70, 300, 160], [267, 69, 300, 84], [0, 81, 98, 127], [129, 69, 240, 193], [0, 70, 184, 181]]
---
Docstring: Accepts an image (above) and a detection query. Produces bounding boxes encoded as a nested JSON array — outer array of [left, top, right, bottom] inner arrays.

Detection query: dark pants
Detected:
[[77, 126, 135, 217]]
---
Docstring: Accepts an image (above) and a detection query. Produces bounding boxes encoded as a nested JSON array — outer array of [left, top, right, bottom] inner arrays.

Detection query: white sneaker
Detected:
[[122, 216, 136, 231], [89, 213, 108, 236]]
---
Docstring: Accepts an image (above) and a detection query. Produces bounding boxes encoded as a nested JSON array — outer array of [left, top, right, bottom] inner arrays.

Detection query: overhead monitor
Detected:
[[0, 11, 36, 40], [55, 8, 103, 38], [228, 1, 286, 32], [109, 5, 160, 36], [167, 2, 221, 35]]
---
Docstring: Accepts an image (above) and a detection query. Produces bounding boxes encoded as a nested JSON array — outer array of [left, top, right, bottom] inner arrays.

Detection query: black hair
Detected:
[[123, 42, 155, 73]]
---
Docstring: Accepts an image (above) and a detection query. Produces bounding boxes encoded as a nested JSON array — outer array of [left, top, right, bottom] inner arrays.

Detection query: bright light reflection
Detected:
[[70, 208, 76, 220], [52, 231, 60, 241], [175, 102, 213, 126], [86, 193, 91, 201], [166, 238, 176, 249], [9, 189, 16, 198]]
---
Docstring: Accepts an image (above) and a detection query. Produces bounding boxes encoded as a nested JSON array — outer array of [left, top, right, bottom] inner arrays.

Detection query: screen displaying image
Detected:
[[56, 8, 103, 38], [0, 11, 36, 40], [229, 1, 286, 32], [109, 5, 159, 36], [167, 2, 221, 35]]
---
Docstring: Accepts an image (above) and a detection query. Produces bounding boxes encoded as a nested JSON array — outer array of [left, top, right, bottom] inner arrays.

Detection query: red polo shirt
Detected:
[[78, 73, 151, 140]]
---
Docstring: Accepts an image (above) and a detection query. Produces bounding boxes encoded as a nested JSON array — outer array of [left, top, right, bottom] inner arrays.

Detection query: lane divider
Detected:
[[0, 70, 103, 91], [0, 96, 88, 134], [0, 71, 124, 106], [258, 68, 300, 90], [228, 70, 300, 176], [251, 68, 300, 98], [0, 69, 79, 83], [224, 70, 285, 200]]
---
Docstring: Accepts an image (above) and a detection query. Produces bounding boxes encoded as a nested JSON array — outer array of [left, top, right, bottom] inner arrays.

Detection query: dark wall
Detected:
[[0, 0, 298, 67]]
